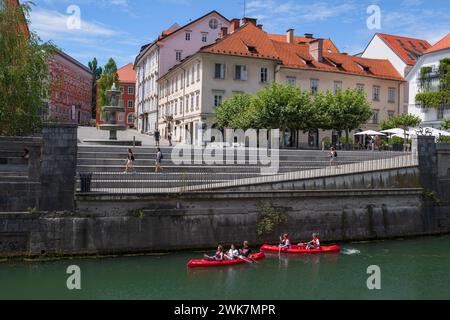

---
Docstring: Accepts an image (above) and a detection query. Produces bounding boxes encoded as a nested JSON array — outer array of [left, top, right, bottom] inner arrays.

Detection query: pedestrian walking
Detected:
[[168, 132, 172, 146], [155, 148, 163, 173], [154, 129, 160, 147], [329, 147, 338, 166], [124, 148, 135, 173]]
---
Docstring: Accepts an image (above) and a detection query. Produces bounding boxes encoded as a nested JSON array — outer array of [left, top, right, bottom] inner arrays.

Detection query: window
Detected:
[[235, 65, 247, 81], [175, 100, 178, 115], [356, 83, 365, 93], [310, 79, 319, 94], [214, 94, 223, 107], [191, 66, 195, 84], [373, 86, 380, 101], [214, 63, 225, 79], [186, 70, 190, 86], [209, 18, 219, 30], [128, 87, 134, 95], [185, 31, 191, 41], [287, 76, 297, 87], [175, 50, 182, 61], [197, 63, 201, 82], [388, 87, 396, 103], [195, 91, 200, 110], [127, 100, 134, 108], [260, 67, 268, 83], [334, 81, 343, 94], [201, 32, 208, 43], [388, 111, 395, 119], [185, 96, 189, 112], [127, 113, 134, 124], [372, 110, 379, 124], [120, 86, 124, 94], [179, 98, 184, 114], [190, 94, 194, 111]]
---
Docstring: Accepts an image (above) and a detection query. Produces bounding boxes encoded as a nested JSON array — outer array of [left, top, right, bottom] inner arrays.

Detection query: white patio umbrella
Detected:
[[354, 130, 386, 136], [380, 128, 407, 136]]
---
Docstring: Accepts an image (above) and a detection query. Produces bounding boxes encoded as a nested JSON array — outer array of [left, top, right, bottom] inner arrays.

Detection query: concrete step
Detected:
[[0, 165, 28, 173], [76, 165, 323, 173], [76, 158, 339, 166], [76, 151, 394, 163], [76, 172, 259, 181]]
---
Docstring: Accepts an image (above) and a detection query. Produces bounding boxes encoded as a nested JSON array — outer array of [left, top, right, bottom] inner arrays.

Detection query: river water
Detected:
[[0, 235, 449, 300]]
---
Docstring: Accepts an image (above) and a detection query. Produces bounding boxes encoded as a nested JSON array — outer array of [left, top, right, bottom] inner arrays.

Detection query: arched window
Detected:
[[127, 113, 134, 124]]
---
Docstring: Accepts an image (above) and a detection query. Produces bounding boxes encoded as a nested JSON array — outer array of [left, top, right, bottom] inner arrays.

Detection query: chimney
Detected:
[[230, 18, 241, 33], [287, 29, 294, 44], [257, 24, 263, 30], [309, 39, 324, 62], [304, 33, 314, 39], [242, 17, 257, 26], [221, 27, 228, 38]]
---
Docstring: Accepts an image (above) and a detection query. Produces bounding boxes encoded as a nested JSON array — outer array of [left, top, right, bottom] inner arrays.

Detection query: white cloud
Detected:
[[30, 8, 120, 39]]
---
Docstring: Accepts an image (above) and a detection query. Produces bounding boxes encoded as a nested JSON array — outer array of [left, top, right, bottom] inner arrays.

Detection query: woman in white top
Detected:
[[225, 244, 239, 260]]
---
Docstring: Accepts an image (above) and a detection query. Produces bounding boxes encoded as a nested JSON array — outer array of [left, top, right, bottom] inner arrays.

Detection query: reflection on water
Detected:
[[0, 236, 450, 300]]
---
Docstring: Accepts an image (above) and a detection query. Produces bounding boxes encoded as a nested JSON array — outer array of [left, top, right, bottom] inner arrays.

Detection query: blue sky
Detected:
[[28, 0, 450, 69]]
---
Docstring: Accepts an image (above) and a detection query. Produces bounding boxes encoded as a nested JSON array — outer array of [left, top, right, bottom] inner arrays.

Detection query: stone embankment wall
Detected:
[[1, 189, 448, 258]]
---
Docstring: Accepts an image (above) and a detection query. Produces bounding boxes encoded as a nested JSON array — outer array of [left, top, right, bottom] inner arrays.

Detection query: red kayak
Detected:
[[187, 252, 265, 268], [260, 244, 341, 254]]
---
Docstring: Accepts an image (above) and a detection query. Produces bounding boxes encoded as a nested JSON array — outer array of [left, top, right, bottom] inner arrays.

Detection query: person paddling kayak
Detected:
[[279, 234, 291, 249], [304, 233, 321, 250], [204, 245, 224, 261], [239, 241, 252, 258], [225, 244, 239, 260]]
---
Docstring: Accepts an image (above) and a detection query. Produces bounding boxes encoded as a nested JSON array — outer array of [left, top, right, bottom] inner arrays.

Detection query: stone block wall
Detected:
[[39, 123, 78, 211]]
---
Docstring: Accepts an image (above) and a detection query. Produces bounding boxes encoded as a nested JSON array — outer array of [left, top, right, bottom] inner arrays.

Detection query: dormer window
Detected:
[[247, 46, 258, 54]]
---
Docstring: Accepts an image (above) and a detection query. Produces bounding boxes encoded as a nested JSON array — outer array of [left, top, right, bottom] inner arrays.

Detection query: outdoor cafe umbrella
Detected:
[[380, 128, 407, 136], [354, 130, 386, 148], [354, 130, 386, 136]]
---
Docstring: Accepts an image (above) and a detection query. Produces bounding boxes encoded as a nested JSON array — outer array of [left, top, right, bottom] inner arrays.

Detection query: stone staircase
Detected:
[[76, 145, 405, 192]]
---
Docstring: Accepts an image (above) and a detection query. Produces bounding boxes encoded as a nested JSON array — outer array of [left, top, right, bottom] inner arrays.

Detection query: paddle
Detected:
[[238, 255, 257, 264]]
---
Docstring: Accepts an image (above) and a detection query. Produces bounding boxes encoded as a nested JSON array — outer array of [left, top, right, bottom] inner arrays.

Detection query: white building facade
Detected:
[[134, 11, 229, 135], [406, 34, 450, 128]]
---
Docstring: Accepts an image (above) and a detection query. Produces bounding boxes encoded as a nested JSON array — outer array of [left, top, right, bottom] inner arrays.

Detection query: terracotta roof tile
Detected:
[[268, 34, 340, 53], [117, 63, 136, 83], [377, 33, 431, 65], [201, 23, 404, 82], [425, 33, 450, 54]]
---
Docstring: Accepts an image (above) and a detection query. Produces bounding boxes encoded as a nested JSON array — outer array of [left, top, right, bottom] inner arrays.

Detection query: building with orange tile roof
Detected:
[[158, 19, 406, 147], [134, 11, 230, 135], [406, 33, 450, 128], [96, 63, 137, 128], [362, 33, 431, 77]]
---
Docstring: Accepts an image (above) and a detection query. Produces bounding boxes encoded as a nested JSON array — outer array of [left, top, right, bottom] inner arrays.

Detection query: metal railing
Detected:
[[76, 153, 418, 194]]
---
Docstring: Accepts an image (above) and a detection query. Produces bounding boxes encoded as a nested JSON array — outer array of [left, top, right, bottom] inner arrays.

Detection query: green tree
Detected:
[[314, 89, 373, 146], [215, 93, 255, 129], [97, 58, 119, 111], [381, 114, 422, 141], [441, 118, 450, 130], [0, 2, 56, 136], [252, 83, 314, 146], [88, 57, 102, 118]]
